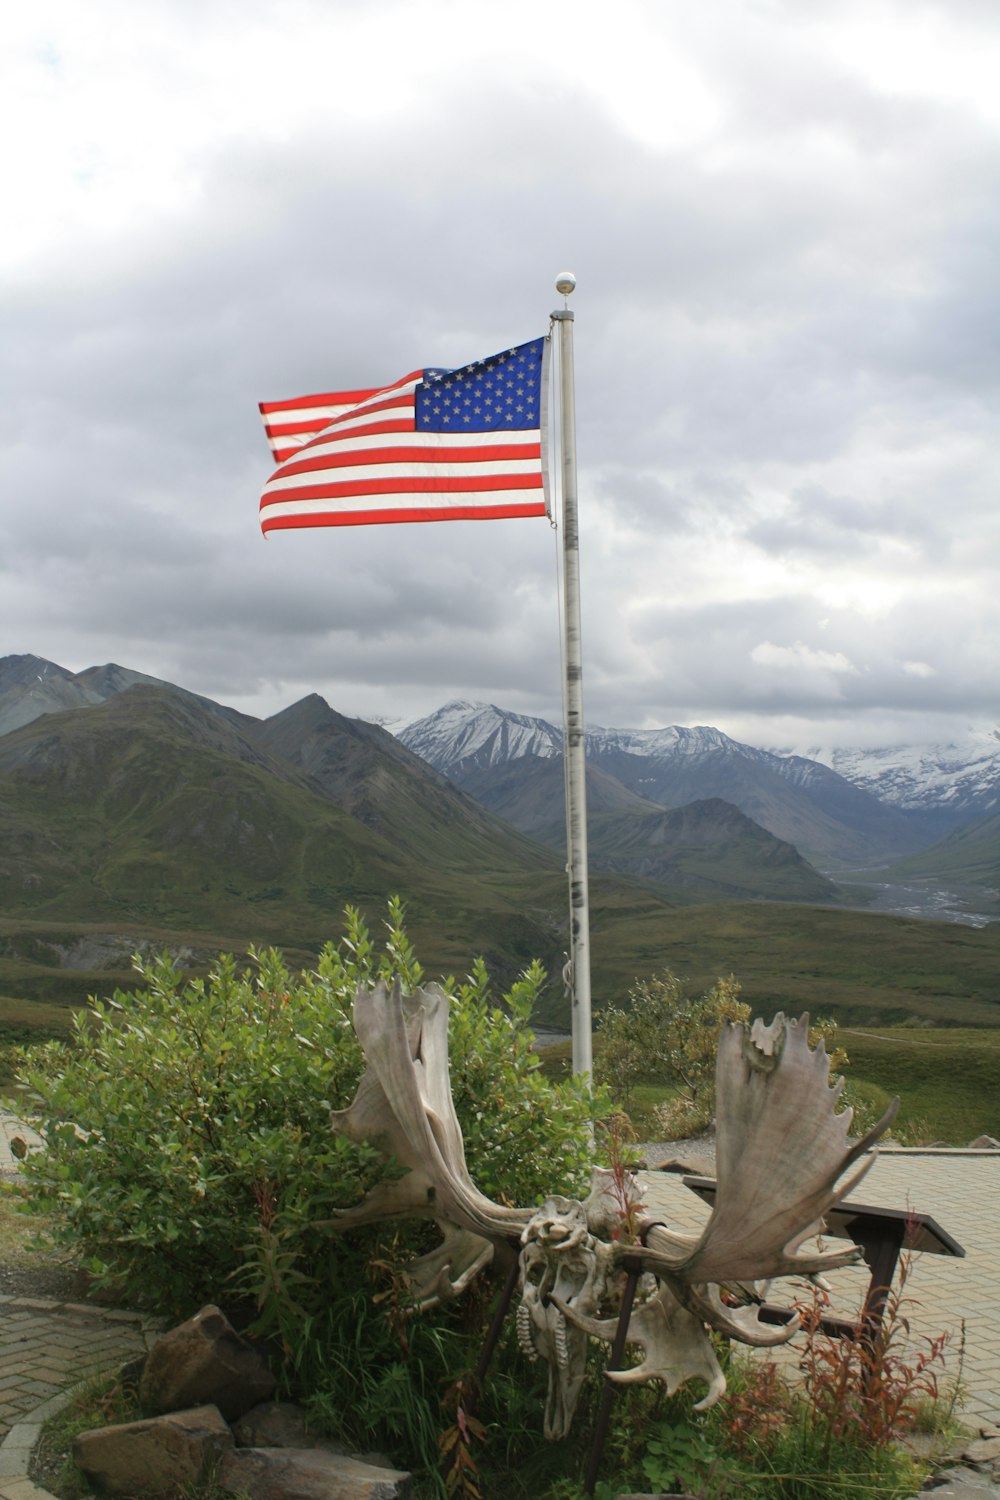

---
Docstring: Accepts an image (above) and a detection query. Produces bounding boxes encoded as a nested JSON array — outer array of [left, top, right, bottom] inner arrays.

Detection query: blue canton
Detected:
[[415, 338, 544, 433]]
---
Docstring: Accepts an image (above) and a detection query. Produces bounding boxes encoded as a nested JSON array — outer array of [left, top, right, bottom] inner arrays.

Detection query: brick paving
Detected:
[[2, 1111, 998, 1497], [0, 1296, 155, 1498], [0, 1113, 159, 1498], [641, 1146, 1000, 1428]]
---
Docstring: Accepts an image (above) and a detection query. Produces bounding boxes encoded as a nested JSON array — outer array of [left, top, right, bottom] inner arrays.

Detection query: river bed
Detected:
[[833, 876, 999, 927]]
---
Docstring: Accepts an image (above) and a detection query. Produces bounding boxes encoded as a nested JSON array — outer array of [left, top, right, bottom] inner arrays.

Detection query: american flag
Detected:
[[259, 336, 549, 534]]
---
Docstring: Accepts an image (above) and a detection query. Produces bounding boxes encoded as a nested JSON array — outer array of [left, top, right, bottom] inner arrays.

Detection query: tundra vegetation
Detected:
[[593, 970, 850, 1137], [10, 901, 961, 1498]]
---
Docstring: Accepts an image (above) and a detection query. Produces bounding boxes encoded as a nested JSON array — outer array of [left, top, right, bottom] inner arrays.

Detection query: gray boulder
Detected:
[[140, 1304, 276, 1420], [963, 1438, 1000, 1467], [233, 1401, 347, 1453], [920, 1468, 1000, 1497], [73, 1404, 233, 1497], [220, 1446, 411, 1499]]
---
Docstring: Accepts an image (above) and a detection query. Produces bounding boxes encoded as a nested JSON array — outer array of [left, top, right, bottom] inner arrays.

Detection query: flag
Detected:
[[258, 336, 549, 534]]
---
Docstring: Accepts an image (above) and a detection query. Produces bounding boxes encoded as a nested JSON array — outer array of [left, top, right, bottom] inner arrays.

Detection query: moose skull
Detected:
[[327, 982, 898, 1439], [516, 1196, 618, 1439]]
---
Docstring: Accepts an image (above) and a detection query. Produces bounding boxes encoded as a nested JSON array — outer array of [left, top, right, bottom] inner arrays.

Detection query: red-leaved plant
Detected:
[[722, 1239, 949, 1468], [795, 1246, 949, 1455]]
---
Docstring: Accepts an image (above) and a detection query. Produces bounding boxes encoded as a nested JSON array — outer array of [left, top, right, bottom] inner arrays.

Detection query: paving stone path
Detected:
[[0, 1296, 157, 1497], [2, 1112, 998, 1499], [0, 1113, 160, 1499], [642, 1145, 1000, 1428]]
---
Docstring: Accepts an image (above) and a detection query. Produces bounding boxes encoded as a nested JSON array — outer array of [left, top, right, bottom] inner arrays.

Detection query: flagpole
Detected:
[[553, 272, 592, 1080]]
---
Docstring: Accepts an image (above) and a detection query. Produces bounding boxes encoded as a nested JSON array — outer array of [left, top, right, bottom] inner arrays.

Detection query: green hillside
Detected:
[[881, 808, 1000, 889], [0, 687, 579, 1007], [594, 899, 1000, 1027], [1, 683, 999, 1048], [454, 754, 838, 902], [836, 1025, 1000, 1141], [587, 798, 838, 902]]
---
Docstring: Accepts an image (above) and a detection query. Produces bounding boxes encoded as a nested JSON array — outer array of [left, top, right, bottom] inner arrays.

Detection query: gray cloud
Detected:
[[3, 0, 998, 747]]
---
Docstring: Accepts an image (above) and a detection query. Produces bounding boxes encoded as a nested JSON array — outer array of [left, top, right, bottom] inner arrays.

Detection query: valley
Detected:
[[837, 874, 1000, 927], [1, 656, 998, 1088]]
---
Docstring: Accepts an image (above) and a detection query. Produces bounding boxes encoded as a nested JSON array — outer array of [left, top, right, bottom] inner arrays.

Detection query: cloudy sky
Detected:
[[3, 0, 998, 752]]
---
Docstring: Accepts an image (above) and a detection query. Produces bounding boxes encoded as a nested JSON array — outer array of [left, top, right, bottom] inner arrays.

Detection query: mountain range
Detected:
[[2, 655, 999, 1030], [0, 653, 843, 944], [0, 657, 579, 1004], [398, 700, 1000, 876], [788, 730, 1000, 822]]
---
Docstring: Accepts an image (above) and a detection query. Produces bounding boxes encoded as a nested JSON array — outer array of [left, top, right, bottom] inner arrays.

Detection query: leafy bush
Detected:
[[596, 969, 851, 1138], [15, 894, 602, 1482], [15, 899, 600, 1490], [596, 970, 750, 1126], [589, 1249, 947, 1500]]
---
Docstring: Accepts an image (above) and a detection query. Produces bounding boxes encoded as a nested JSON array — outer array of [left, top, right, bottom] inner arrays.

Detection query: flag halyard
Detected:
[[259, 337, 549, 533]]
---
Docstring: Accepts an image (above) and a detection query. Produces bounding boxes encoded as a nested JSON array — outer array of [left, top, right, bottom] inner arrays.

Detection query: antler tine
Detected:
[[325, 979, 530, 1248], [636, 1014, 898, 1288]]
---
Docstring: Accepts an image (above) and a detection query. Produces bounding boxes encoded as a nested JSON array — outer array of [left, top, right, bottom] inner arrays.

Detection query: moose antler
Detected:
[[324, 979, 529, 1303], [554, 1011, 898, 1403], [325, 981, 897, 1436]]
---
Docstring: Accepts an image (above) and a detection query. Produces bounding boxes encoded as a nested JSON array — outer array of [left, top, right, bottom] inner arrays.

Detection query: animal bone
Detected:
[[328, 978, 530, 1239], [637, 1012, 896, 1292], [517, 1195, 620, 1438], [326, 982, 897, 1435], [550, 1277, 729, 1410]]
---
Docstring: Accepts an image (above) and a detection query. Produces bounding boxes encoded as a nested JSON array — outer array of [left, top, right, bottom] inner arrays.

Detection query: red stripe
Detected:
[[294, 417, 416, 451], [260, 371, 419, 417], [271, 440, 541, 479], [264, 473, 544, 504], [262, 500, 548, 531], [265, 418, 344, 439], [259, 388, 379, 415], [270, 417, 417, 463]]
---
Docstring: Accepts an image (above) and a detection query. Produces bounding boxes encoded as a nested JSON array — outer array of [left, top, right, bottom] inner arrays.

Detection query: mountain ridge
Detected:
[[2, 658, 999, 1032], [398, 700, 942, 867]]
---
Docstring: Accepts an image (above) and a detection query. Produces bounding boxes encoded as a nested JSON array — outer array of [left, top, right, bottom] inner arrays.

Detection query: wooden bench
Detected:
[[682, 1173, 965, 1341]]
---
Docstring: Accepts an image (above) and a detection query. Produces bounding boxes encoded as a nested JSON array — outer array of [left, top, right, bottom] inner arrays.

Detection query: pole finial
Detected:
[[555, 271, 576, 303]]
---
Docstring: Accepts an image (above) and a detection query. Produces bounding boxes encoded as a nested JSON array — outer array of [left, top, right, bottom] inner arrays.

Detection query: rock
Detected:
[[73, 1404, 233, 1497], [969, 1136, 1000, 1150], [219, 1446, 411, 1499], [963, 1438, 1000, 1465], [922, 1466, 1000, 1496], [233, 1401, 347, 1453], [140, 1304, 276, 1421], [646, 1156, 706, 1175]]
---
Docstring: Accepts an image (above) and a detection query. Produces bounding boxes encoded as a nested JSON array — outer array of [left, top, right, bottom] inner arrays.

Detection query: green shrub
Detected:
[[15, 901, 603, 1491], [595, 970, 750, 1124], [16, 901, 596, 1314]]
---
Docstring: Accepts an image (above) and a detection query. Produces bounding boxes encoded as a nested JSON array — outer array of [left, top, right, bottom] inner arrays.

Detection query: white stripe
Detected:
[[281, 424, 541, 466], [264, 400, 360, 428], [284, 391, 419, 448], [261, 491, 544, 520], [262, 456, 542, 497], [262, 381, 419, 452]]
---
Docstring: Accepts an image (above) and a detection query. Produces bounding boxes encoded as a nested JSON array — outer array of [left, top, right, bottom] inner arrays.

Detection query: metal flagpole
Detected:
[[552, 272, 593, 1080]]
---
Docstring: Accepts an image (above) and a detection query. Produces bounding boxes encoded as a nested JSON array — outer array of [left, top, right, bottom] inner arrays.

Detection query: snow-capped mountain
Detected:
[[398, 702, 936, 866], [401, 702, 816, 779], [799, 729, 1000, 821], [402, 703, 1000, 826], [399, 700, 565, 771]]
